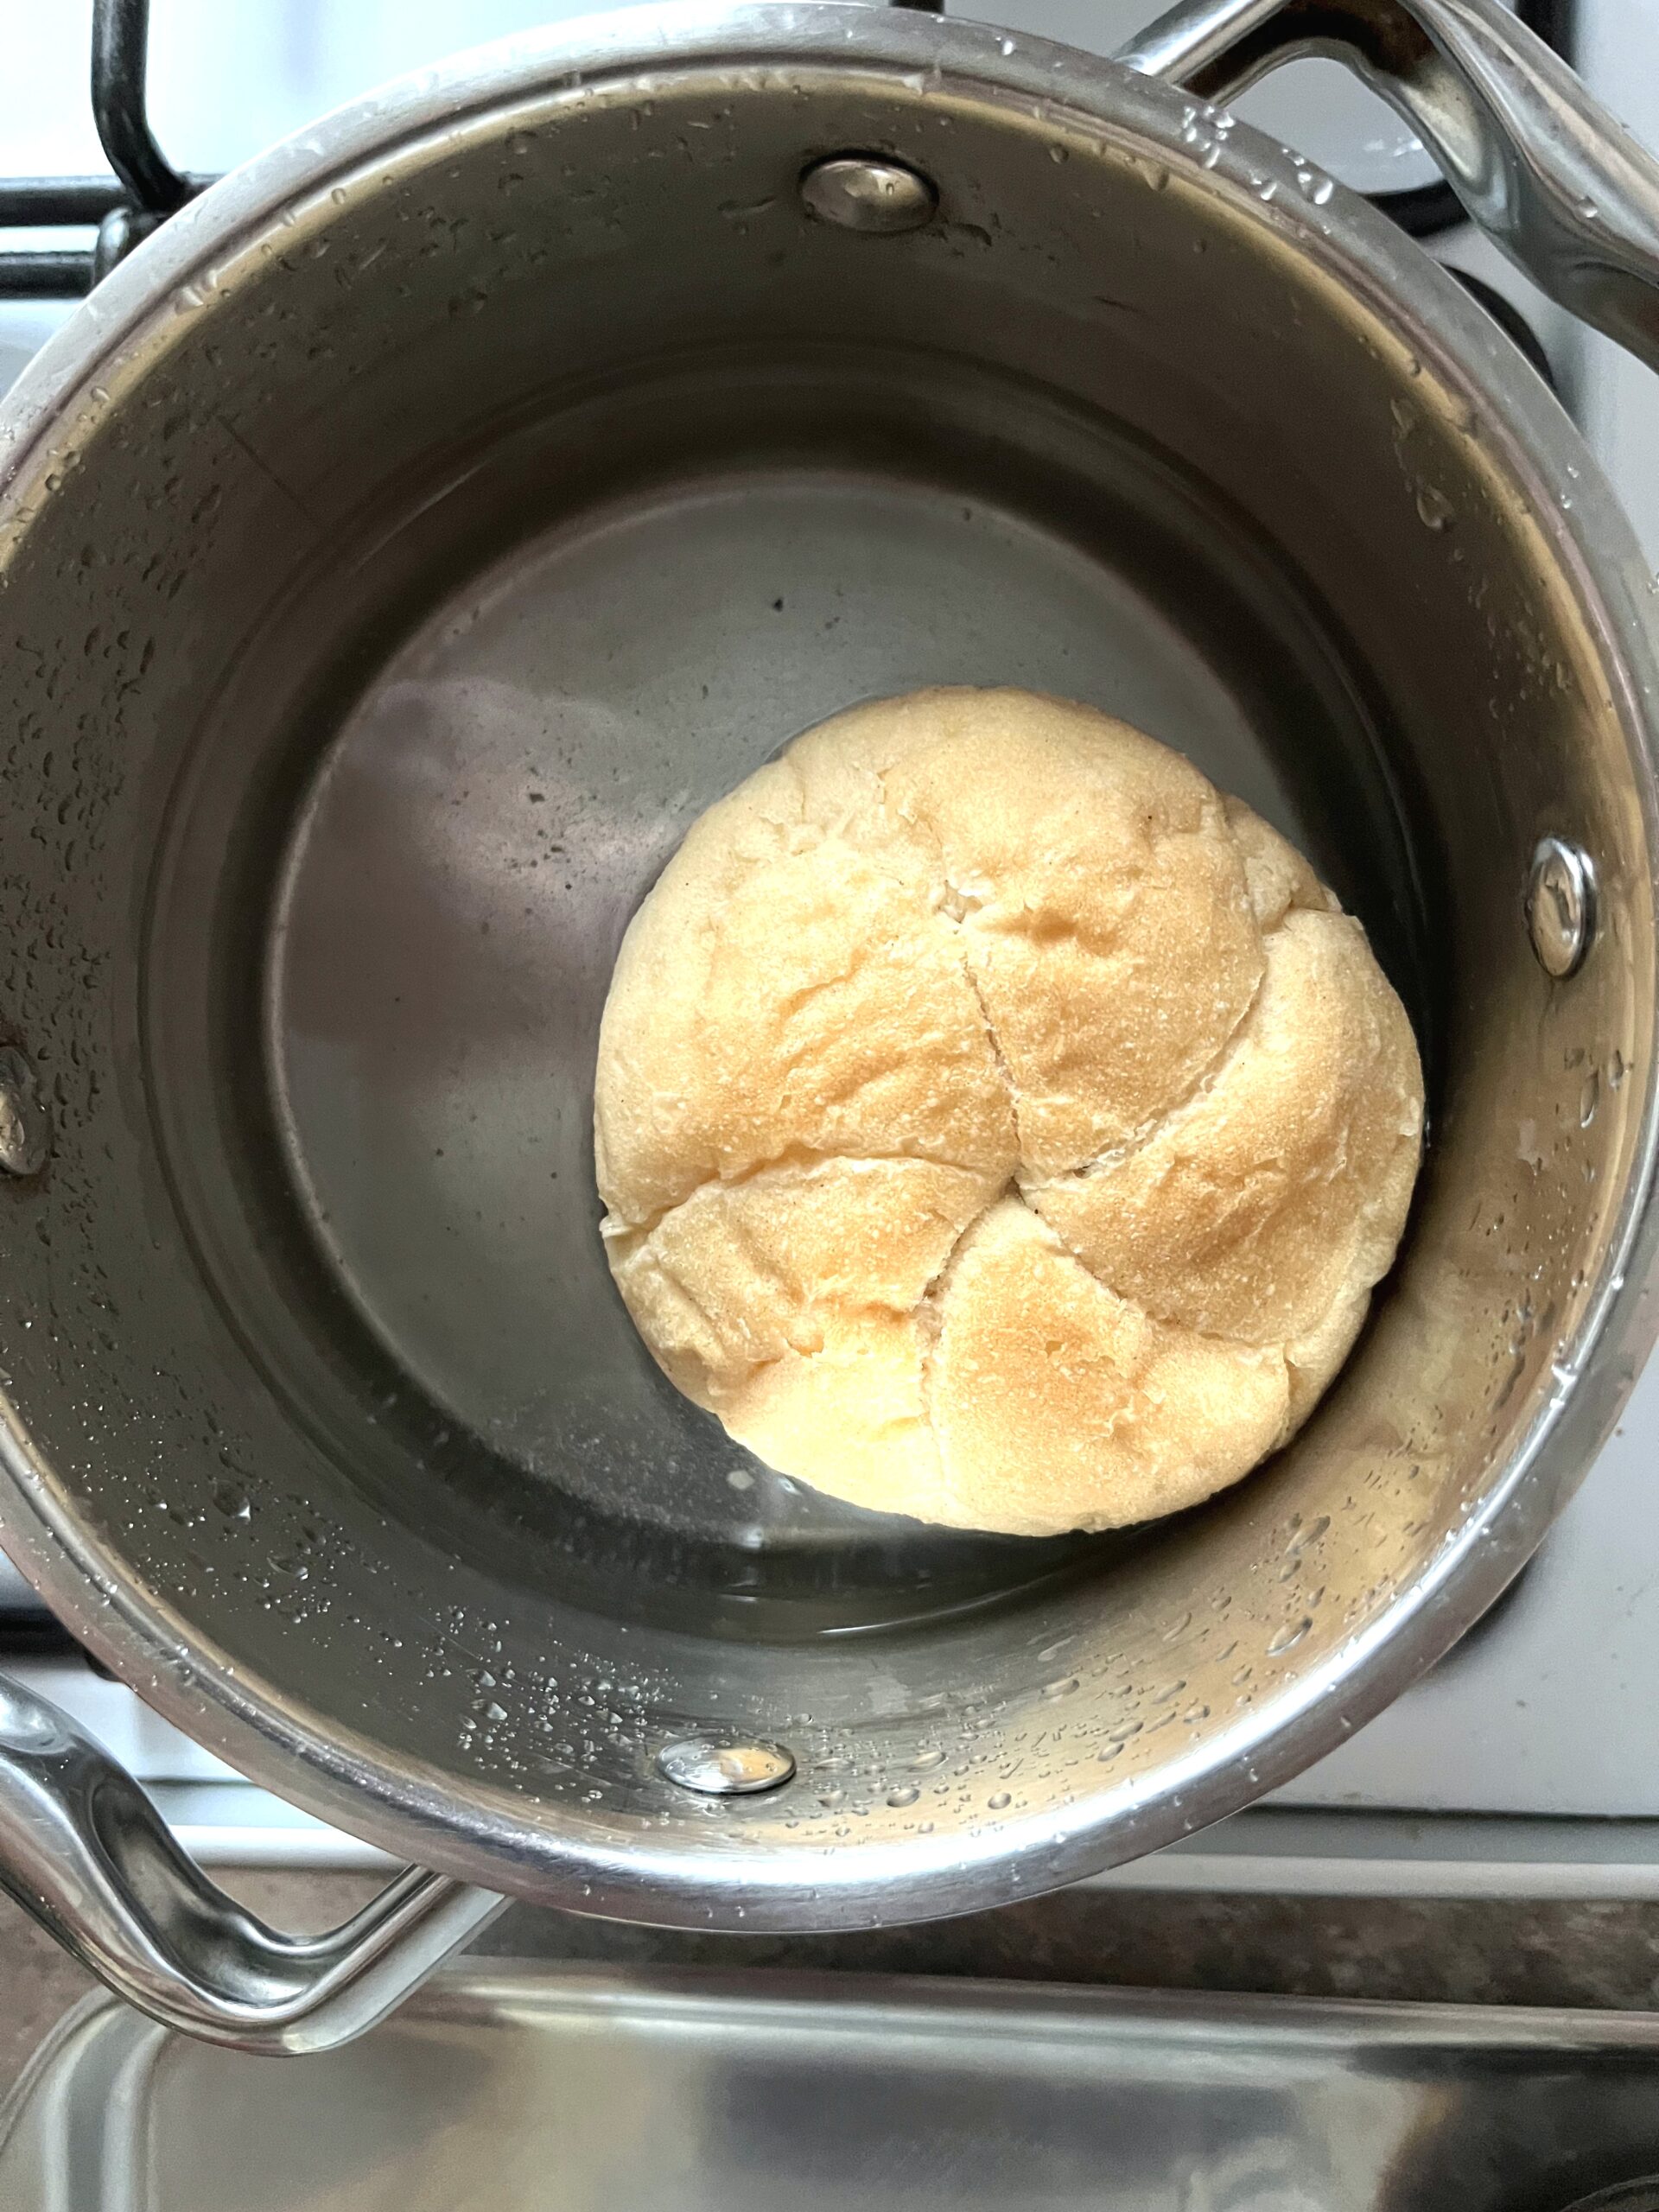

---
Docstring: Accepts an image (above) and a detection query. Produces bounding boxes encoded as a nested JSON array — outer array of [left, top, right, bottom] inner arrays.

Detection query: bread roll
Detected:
[[594, 688, 1423, 1536]]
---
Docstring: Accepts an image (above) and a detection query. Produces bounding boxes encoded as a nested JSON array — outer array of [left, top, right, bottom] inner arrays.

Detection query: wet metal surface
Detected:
[[0, 5, 1654, 1937], [0, 1047, 47, 1178], [9, 1966, 1659, 2211]]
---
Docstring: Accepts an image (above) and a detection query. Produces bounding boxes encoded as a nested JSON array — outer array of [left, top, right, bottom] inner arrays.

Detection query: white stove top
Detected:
[[3, 0, 1659, 1885]]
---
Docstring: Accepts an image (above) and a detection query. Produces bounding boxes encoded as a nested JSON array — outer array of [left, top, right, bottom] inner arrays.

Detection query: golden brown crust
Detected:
[[1024, 908, 1424, 1344], [594, 687, 1424, 1535]]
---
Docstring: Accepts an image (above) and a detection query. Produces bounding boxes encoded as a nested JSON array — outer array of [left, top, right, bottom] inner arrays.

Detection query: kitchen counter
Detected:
[[10, 1877, 1659, 2102]]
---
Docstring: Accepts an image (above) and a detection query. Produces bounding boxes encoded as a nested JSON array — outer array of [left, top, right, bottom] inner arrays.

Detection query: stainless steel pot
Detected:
[[2, 0, 1658, 2053]]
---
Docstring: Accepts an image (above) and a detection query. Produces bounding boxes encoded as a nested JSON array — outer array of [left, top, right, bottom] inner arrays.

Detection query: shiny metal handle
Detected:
[[0, 1670, 505, 2052], [1117, 0, 1659, 377]]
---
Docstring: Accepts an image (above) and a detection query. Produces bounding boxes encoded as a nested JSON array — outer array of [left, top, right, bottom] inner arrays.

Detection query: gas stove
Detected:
[[2, 0, 1658, 1893]]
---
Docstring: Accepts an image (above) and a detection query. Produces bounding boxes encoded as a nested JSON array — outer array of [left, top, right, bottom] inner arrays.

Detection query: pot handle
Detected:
[[0, 1669, 506, 2052], [1116, 0, 1659, 377]]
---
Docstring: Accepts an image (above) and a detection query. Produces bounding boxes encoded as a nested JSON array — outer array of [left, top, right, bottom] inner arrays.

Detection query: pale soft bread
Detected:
[[594, 687, 1424, 1537]]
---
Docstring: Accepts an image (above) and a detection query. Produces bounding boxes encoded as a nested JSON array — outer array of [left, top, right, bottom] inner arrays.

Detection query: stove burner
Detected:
[[1429, 1548, 1539, 1674], [0, 1605, 77, 1658], [1554, 2183, 1659, 2212], [1449, 270, 1559, 391]]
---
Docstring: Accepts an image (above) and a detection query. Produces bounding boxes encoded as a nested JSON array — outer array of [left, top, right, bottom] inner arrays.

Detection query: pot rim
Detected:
[[3, 0, 1658, 1923]]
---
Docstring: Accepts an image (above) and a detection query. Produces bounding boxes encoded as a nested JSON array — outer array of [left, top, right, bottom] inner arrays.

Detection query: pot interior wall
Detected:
[[0, 29, 1648, 1906]]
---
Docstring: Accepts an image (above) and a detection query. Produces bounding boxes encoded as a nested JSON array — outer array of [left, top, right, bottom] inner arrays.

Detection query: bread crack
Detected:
[[603, 1144, 995, 1244], [1013, 801, 1319, 1203], [913, 1177, 1006, 1484], [958, 942, 1021, 1125], [998, 1180, 1275, 1359], [893, 814, 1023, 1150], [1019, 945, 1271, 1201]]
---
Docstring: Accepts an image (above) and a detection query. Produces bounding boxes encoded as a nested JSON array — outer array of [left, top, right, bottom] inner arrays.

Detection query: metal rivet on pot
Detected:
[[658, 1735, 796, 1796], [800, 156, 938, 235], [0, 1047, 48, 1177], [1526, 836, 1597, 979]]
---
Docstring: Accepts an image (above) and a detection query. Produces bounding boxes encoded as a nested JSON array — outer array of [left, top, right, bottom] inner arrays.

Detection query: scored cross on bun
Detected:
[[594, 687, 1424, 1538]]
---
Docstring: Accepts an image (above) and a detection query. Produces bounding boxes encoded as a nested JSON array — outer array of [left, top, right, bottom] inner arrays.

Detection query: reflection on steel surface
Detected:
[[0, 1672, 504, 2052], [10, 1967, 1659, 2209], [1122, 0, 1659, 372]]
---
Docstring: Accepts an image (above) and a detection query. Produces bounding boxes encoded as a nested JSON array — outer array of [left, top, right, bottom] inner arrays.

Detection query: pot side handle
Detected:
[[1116, 0, 1659, 378], [0, 1669, 505, 2052]]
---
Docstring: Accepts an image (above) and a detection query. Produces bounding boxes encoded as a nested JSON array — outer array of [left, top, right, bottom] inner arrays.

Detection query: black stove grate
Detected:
[[0, 0, 207, 298], [0, 0, 1580, 301]]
